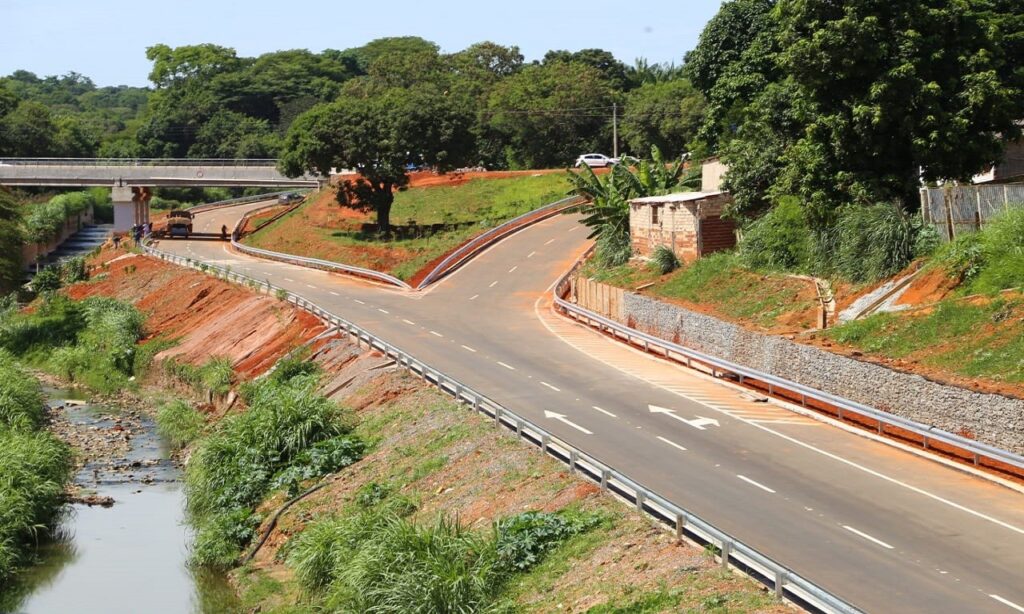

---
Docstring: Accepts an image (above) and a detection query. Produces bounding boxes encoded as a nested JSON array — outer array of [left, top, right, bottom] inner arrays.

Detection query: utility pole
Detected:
[[612, 103, 619, 158]]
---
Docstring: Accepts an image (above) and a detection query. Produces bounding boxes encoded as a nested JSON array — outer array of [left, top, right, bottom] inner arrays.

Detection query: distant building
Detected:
[[973, 137, 1024, 184], [628, 159, 736, 262]]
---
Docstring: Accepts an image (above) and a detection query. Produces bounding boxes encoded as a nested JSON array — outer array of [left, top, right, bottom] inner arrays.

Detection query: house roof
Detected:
[[629, 191, 725, 205]]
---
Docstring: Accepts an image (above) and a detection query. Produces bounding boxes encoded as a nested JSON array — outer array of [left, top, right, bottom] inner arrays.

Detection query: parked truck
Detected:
[[167, 210, 194, 238]]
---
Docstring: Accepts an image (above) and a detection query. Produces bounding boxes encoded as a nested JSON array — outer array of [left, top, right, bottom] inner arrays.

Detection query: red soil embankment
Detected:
[[69, 248, 325, 377]]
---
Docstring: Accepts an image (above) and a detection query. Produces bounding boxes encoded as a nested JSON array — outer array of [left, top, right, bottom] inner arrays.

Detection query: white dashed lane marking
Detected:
[[469, 294, 479, 301], [497, 361, 515, 370], [737, 475, 776, 494], [508, 266, 518, 273], [591, 406, 617, 418], [329, 291, 339, 296], [843, 525, 894, 550], [402, 319, 416, 325], [489, 281, 498, 288], [544, 238, 555, 245], [527, 251, 537, 258], [377, 308, 389, 314], [430, 331, 443, 337], [540, 381, 561, 392], [354, 299, 365, 305], [461, 345, 477, 353], [656, 436, 687, 452]]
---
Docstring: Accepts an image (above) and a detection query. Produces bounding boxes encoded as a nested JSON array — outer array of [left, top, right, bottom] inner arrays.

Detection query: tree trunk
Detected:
[[375, 182, 394, 235]]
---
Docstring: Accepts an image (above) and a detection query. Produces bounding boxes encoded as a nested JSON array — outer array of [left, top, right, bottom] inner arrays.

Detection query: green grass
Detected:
[[185, 367, 364, 569], [0, 355, 73, 587], [156, 400, 206, 450], [826, 297, 1024, 383], [247, 174, 570, 280], [652, 253, 817, 328]]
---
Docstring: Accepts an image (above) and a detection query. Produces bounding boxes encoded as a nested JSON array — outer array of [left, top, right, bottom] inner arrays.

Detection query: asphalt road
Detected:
[[157, 201, 1024, 613]]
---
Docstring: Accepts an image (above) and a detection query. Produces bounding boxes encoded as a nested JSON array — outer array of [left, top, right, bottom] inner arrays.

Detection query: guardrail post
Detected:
[[516, 420, 523, 437], [635, 490, 645, 513], [541, 434, 549, 454], [675, 513, 685, 542], [454, 384, 463, 402], [720, 540, 731, 569], [472, 397, 480, 412], [569, 450, 577, 473], [600, 469, 609, 490], [774, 570, 787, 598], [494, 406, 502, 424]]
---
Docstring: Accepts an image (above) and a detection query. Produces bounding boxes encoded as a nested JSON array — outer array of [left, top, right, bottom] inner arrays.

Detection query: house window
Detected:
[[651, 206, 660, 225]]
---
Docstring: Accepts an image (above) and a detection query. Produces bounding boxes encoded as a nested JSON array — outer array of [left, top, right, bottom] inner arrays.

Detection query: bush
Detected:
[[650, 245, 680, 275], [595, 229, 632, 267], [0, 351, 45, 431], [190, 507, 260, 569], [830, 203, 927, 283], [185, 374, 360, 566], [969, 207, 1024, 294], [30, 266, 62, 294], [60, 257, 87, 284], [494, 510, 600, 572], [0, 427, 72, 583], [199, 358, 234, 396], [739, 197, 813, 272], [156, 400, 205, 449], [270, 436, 365, 495]]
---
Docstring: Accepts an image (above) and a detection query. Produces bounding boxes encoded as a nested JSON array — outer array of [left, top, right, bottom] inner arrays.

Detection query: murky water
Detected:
[[2, 389, 238, 614]]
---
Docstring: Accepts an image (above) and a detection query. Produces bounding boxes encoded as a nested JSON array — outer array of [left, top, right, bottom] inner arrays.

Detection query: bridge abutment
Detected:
[[112, 186, 151, 231]]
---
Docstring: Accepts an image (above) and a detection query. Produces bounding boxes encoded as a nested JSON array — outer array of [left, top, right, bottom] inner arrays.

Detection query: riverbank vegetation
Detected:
[[0, 351, 72, 587]]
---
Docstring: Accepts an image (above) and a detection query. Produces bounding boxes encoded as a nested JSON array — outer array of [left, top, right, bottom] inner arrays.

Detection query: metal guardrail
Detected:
[[227, 202, 413, 290], [553, 271, 1024, 477], [187, 190, 307, 214], [138, 238, 860, 614], [415, 196, 583, 289], [0, 157, 280, 167]]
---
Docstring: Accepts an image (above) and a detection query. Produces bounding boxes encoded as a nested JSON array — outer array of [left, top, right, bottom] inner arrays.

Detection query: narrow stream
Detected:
[[2, 388, 239, 614]]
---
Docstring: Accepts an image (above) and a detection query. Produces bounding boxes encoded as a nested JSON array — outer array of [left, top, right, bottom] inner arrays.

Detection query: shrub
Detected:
[[934, 232, 985, 282], [0, 427, 72, 583], [595, 229, 632, 267], [269, 355, 320, 385], [738, 197, 813, 272], [199, 358, 234, 396], [190, 507, 260, 569], [650, 245, 680, 275], [270, 436, 365, 495], [970, 207, 1024, 294], [0, 351, 44, 431], [30, 266, 62, 294], [156, 400, 205, 449], [185, 374, 360, 566], [494, 510, 600, 572], [60, 257, 87, 284], [830, 202, 926, 283]]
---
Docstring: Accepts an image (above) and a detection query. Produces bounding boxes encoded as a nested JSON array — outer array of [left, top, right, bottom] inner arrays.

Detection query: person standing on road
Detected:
[[221, 224, 228, 240]]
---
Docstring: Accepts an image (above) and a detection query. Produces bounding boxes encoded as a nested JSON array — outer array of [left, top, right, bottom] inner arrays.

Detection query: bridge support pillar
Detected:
[[111, 186, 152, 232]]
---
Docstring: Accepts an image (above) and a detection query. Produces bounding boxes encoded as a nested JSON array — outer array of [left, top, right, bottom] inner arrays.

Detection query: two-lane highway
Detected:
[[154, 201, 1024, 612]]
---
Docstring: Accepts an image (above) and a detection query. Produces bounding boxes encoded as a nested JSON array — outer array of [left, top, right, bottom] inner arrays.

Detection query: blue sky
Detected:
[[0, 0, 722, 87]]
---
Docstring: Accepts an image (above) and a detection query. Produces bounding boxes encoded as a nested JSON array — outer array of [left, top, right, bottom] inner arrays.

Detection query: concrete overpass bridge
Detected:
[[0, 158, 321, 231]]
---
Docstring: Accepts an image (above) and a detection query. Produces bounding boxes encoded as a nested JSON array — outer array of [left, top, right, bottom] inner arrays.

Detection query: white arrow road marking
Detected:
[[648, 405, 719, 430], [990, 595, 1024, 613], [843, 525, 894, 550], [544, 411, 593, 435]]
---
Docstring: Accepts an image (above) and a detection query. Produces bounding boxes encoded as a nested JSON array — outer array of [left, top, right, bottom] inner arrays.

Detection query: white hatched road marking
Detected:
[[843, 525, 894, 550], [737, 474, 776, 494]]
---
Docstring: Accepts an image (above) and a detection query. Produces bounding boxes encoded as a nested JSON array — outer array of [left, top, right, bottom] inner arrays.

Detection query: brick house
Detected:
[[627, 159, 736, 262]]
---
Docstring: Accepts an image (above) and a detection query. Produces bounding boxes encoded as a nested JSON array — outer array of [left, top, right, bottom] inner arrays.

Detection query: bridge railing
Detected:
[[138, 236, 861, 614], [0, 157, 280, 167]]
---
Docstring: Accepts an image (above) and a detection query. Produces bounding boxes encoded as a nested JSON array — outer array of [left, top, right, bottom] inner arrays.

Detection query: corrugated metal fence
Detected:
[[920, 184, 1024, 240]]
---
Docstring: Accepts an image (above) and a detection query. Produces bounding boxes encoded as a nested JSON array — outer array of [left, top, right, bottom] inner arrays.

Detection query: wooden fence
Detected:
[[571, 276, 625, 322], [920, 184, 1024, 240]]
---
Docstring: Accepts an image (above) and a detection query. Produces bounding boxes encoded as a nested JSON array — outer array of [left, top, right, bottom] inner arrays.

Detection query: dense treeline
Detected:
[[0, 38, 700, 166]]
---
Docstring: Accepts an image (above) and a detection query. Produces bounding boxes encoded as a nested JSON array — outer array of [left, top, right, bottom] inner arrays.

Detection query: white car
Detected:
[[574, 153, 619, 168]]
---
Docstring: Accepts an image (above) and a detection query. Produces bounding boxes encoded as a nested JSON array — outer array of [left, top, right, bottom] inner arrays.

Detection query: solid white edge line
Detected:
[[990, 594, 1024, 613], [497, 361, 515, 370], [843, 525, 894, 550], [461, 345, 477, 353], [657, 436, 687, 452], [591, 405, 617, 418], [541, 381, 561, 392], [737, 474, 776, 494]]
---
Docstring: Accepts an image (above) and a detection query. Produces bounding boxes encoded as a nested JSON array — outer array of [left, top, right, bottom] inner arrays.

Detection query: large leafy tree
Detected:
[[279, 84, 475, 233], [488, 61, 617, 168], [621, 80, 705, 159], [0, 190, 23, 295]]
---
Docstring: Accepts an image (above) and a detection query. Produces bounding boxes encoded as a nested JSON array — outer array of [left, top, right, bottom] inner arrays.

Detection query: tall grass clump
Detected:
[[0, 355, 72, 585], [0, 351, 45, 431], [739, 197, 813, 272], [156, 400, 205, 449], [185, 368, 362, 568], [650, 245, 680, 274], [936, 207, 1024, 294], [288, 507, 600, 611]]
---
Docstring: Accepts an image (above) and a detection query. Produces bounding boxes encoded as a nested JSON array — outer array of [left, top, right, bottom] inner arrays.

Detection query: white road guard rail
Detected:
[[228, 201, 413, 290], [0, 157, 280, 167], [553, 269, 1024, 480], [414, 196, 583, 289], [187, 190, 308, 214], [140, 238, 861, 614]]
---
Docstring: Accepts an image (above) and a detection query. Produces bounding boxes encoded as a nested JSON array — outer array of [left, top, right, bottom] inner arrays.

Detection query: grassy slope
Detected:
[[585, 253, 819, 330], [244, 174, 570, 280], [233, 371, 782, 613]]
